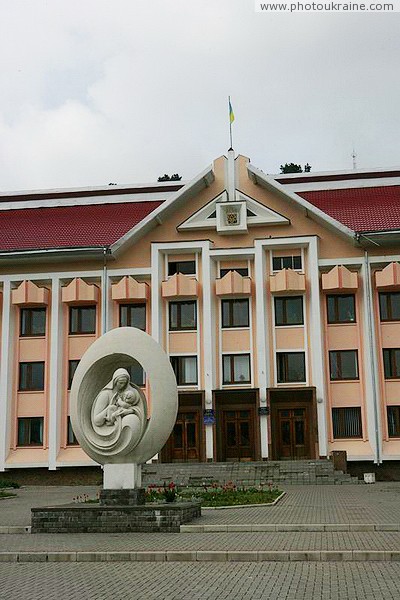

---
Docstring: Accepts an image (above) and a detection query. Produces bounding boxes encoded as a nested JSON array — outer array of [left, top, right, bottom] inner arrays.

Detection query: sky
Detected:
[[0, 0, 399, 191]]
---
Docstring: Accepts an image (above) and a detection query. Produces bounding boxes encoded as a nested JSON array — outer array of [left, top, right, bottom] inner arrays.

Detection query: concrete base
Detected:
[[31, 501, 201, 533], [103, 463, 142, 489]]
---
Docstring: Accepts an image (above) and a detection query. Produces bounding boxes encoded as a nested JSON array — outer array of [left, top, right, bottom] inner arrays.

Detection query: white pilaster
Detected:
[[254, 241, 269, 458], [226, 149, 236, 202], [151, 245, 164, 344], [361, 257, 381, 463], [0, 280, 14, 471], [48, 278, 63, 470], [201, 242, 215, 460], [308, 237, 328, 457]]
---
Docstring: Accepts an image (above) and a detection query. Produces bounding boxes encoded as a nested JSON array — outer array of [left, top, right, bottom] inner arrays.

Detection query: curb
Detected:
[[0, 526, 31, 534], [1, 550, 400, 562], [180, 523, 400, 533], [201, 491, 286, 510]]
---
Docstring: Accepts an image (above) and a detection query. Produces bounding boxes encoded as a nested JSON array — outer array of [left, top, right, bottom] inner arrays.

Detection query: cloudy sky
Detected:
[[0, 1, 399, 191]]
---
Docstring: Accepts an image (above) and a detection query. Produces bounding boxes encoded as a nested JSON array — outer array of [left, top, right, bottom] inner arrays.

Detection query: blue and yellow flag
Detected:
[[229, 99, 235, 124]]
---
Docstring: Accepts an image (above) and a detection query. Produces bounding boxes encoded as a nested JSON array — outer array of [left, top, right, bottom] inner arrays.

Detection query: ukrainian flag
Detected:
[[229, 98, 235, 124]]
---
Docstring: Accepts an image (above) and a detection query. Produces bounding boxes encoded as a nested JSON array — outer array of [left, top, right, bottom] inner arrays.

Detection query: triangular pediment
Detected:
[[177, 190, 290, 232]]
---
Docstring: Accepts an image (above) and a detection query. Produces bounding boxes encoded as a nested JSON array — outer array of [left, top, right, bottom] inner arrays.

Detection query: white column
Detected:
[[226, 149, 236, 202], [202, 242, 215, 460], [0, 280, 15, 471], [360, 258, 381, 463], [48, 278, 63, 470], [151, 245, 163, 344], [308, 237, 328, 457], [254, 241, 269, 458]]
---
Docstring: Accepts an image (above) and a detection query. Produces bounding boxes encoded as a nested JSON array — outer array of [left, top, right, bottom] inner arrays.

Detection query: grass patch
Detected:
[[0, 490, 17, 499]]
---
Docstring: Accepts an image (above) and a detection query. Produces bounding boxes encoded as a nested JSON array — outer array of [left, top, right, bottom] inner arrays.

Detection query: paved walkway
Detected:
[[1, 563, 400, 600], [2, 484, 400, 598]]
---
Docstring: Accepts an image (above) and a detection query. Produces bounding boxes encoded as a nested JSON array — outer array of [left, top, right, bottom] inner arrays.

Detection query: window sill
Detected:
[[19, 334, 47, 339], [169, 329, 197, 333], [276, 381, 307, 386], [329, 379, 360, 383], [18, 390, 45, 394], [68, 333, 96, 337], [221, 326, 250, 331], [274, 324, 304, 329], [16, 445, 44, 448], [327, 322, 357, 326], [221, 382, 251, 387]]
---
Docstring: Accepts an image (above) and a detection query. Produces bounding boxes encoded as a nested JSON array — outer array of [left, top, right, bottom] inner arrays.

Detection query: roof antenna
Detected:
[[351, 146, 357, 170]]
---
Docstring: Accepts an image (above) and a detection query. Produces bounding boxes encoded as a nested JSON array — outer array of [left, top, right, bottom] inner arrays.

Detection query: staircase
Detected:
[[142, 459, 362, 487]]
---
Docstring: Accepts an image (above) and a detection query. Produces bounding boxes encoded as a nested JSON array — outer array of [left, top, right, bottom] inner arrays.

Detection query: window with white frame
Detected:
[[272, 255, 302, 271], [170, 356, 198, 385], [276, 352, 306, 383], [222, 354, 251, 384]]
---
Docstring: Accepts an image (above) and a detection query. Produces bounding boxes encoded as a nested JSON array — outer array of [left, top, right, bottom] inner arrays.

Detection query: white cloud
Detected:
[[0, 0, 399, 190]]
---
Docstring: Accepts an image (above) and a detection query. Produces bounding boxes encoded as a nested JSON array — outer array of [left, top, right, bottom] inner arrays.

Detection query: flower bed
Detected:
[[145, 481, 282, 507]]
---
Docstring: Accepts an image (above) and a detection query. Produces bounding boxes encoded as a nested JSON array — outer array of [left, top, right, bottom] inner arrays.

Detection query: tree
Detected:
[[279, 163, 312, 174], [280, 163, 303, 174], [157, 173, 182, 182]]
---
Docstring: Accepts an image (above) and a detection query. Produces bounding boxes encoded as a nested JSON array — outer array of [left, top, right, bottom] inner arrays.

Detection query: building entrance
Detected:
[[160, 392, 204, 462], [215, 389, 259, 461], [269, 388, 317, 460]]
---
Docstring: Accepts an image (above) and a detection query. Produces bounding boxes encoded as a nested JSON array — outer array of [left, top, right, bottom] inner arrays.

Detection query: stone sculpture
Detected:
[[89, 368, 147, 456], [70, 327, 178, 490]]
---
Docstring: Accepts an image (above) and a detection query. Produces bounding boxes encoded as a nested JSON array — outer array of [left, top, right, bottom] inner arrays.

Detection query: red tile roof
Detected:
[[0, 201, 164, 252], [298, 186, 400, 232]]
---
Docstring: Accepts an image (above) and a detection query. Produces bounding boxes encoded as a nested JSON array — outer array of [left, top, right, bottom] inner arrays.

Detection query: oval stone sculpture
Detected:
[[70, 327, 178, 466]]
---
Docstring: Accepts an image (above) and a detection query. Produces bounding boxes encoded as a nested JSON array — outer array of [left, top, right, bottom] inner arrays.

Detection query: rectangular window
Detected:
[[274, 296, 304, 326], [20, 308, 46, 337], [387, 406, 400, 437], [19, 362, 45, 391], [221, 299, 249, 328], [126, 362, 146, 387], [222, 354, 251, 384], [327, 295, 356, 324], [329, 350, 359, 380], [276, 352, 306, 383], [119, 303, 146, 330], [272, 255, 302, 271], [69, 306, 96, 335], [168, 260, 196, 276], [170, 356, 198, 385], [169, 301, 197, 331], [332, 407, 362, 439], [67, 416, 78, 445], [220, 267, 249, 278], [17, 417, 43, 446], [68, 360, 80, 390], [383, 349, 400, 379], [379, 292, 400, 322]]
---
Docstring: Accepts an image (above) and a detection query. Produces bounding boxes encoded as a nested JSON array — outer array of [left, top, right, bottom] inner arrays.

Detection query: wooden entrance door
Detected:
[[170, 411, 201, 462], [277, 407, 309, 459], [222, 409, 255, 461]]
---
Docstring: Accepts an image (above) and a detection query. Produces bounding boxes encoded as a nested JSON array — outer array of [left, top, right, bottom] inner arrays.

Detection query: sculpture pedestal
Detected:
[[99, 488, 145, 506], [103, 463, 142, 489]]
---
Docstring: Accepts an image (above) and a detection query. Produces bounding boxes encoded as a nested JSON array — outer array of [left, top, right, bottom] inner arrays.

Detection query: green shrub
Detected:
[[0, 480, 20, 489]]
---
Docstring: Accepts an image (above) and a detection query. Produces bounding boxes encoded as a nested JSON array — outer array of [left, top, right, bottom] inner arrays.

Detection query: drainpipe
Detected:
[[364, 249, 381, 464], [101, 247, 109, 334]]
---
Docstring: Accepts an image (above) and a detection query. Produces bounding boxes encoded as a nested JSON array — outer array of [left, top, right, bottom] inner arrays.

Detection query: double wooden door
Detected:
[[170, 410, 201, 462], [221, 408, 255, 461], [276, 407, 309, 459]]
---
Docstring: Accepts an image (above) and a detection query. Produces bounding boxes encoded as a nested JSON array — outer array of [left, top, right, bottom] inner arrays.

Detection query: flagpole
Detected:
[[228, 96, 233, 150]]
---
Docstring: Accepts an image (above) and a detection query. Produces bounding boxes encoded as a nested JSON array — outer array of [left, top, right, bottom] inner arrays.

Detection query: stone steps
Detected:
[[143, 459, 362, 487]]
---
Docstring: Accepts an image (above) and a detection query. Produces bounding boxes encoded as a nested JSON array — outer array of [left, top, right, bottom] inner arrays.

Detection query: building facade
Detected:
[[1, 150, 400, 471]]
